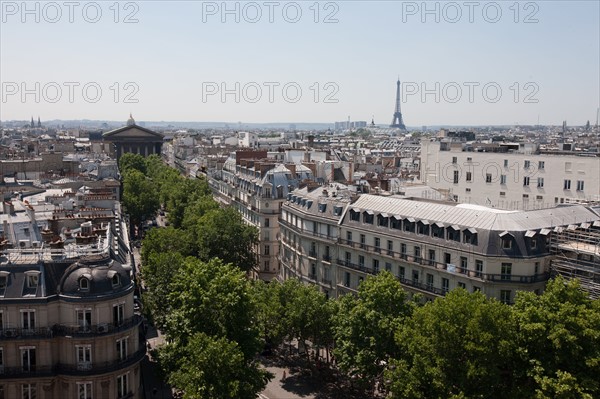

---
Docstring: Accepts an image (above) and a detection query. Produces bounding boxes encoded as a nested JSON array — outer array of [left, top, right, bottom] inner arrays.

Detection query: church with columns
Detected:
[[102, 115, 164, 160]]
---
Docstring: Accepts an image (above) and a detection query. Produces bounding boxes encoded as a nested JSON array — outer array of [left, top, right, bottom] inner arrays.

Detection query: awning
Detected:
[[525, 230, 536, 238], [420, 220, 430, 225], [393, 215, 403, 220], [467, 227, 477, 234], [406, 217, 415, 223], [539, 228, 551, 236], [365, 210, 374, 215], [450, 225, 460, 230], [352, 207, 361, 212], [435, 222, 445, 228], [379, 213, 389, 218], [499, 231, 511, 238]]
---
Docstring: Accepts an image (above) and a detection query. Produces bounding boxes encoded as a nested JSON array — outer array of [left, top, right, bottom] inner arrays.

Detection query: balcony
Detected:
[[308, 250, 317, 259], [321, 277, 332, 285], [322, 254, 332, 263], [0, 327, 53, 340], [52, 315, 143, 338], [0, 344, 146, 379]]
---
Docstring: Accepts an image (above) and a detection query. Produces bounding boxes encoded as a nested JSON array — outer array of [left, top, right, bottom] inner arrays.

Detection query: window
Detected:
[[453, 170, 459, 184], [522, 194, 529, 199], [460, 257, 467, 273], [442, 278, 449, 293], [530, 239, 537, 250], [111, 274, 120, 288], [345, 252, 351, 265], [344, 272, 350, 287], [77, 345, 92, 370], [263, 261, 270, 271], [500, 191, 506, 197], [523, 176, 530, 186], [374, 237, 381, 252], [77, 309, 92, 332], [503, 159, 508, 168], [426, 273, 433, 289], [412, 270, 419, 284], [399, 266, 405, 279], [79, 278, 89, 291], [466, 172, 472, 182], [486, 173, 492, 183], [577, 180, 584, 191], [387, 240, 393, 255], [500, 175, 506, 184], [428, 249, 436, 266], [349, 210, 360, 222], [0, 347, 3, 372], [360, 234, 365, 249], [537, 177, 544, 188], [264, 218, 270, 227], [346, 231, 352, 244], [524, 160, 530, 169], [475, 260, 483, 277], [264, 245, 270, 256], [444, 252, 451, 265], [21, 347, 36, 372], [466, 188, 471, 192], [564, 179, 571, 190], [385, 262, 392, 272], [372, 259, 379, 273], [502, 238, 512, 249], [0, 276, 7, 295], [458, 282, 466, 289], [358, 255, 365, 268], [27, 274, 38, 288], [400, 243, 407, 259], [116, 338, 128, 361], [414, 246, 421, 262], [21, 310, 35, 330], [473, 286, 481, 292], [117, 374, 129, 398], [452, 156, 457, 164], [22, 384, 36, 399], [538, 161, 545, 169], [310, 263, 316, 278], [500, 290, 512, 304], [77, 382, 93, 399], [501, 263, 512, 281], [466, 157, 472, 161], [113, 304, 124, 326]]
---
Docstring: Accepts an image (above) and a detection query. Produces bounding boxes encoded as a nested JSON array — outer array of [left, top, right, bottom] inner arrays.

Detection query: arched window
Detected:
[[80, 277, 89, 291]]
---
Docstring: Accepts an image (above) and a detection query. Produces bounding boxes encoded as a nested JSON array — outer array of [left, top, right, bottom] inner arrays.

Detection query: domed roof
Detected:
[[126, 113, 135, 126], [59, 255, 132, 297]]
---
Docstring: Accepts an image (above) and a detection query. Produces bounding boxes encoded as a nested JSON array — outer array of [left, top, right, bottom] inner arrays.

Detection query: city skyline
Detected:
[[1, 1, 599, 125]]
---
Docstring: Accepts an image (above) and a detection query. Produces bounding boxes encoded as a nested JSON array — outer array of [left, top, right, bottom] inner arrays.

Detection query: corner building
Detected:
[[279, 185, 600, 302]]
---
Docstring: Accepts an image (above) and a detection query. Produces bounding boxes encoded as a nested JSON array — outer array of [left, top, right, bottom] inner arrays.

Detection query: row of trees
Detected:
[[122, 154, 600, 399]]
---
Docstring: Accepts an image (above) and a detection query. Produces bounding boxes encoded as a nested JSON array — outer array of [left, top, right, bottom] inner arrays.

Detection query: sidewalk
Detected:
[[141, 323, 173, 399]]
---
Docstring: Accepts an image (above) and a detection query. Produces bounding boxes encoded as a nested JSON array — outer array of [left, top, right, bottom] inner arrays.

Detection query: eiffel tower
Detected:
[[390, 78, 407, 130]]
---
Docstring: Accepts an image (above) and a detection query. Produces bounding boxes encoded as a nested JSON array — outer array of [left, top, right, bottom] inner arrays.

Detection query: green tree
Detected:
[[386, 289, 518, 399], [195, 207, 258, 272], [165, 257, 262, 358], [140, 250, 186, 330], [140, 226, 194, 266], [118, 153, 147, 175], [122, 169, 159, 228], [158, 333, 271, 399], [333, 271, 412, 388], [512, 277, 600, 398], [167, 178, 212, 228]]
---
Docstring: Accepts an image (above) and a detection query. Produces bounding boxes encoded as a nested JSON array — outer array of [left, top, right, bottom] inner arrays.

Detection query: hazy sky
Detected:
[[1, 1, 599, 126]]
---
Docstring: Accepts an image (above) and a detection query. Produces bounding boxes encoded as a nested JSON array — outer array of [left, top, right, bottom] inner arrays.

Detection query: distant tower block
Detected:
[[390, 78, 407, 130]]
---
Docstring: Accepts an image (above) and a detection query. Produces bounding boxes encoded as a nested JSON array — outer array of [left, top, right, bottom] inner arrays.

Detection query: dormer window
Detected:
[[79, 277, 90, 291], [112, 274, 120, 288], [27, 274, 39, 288]]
